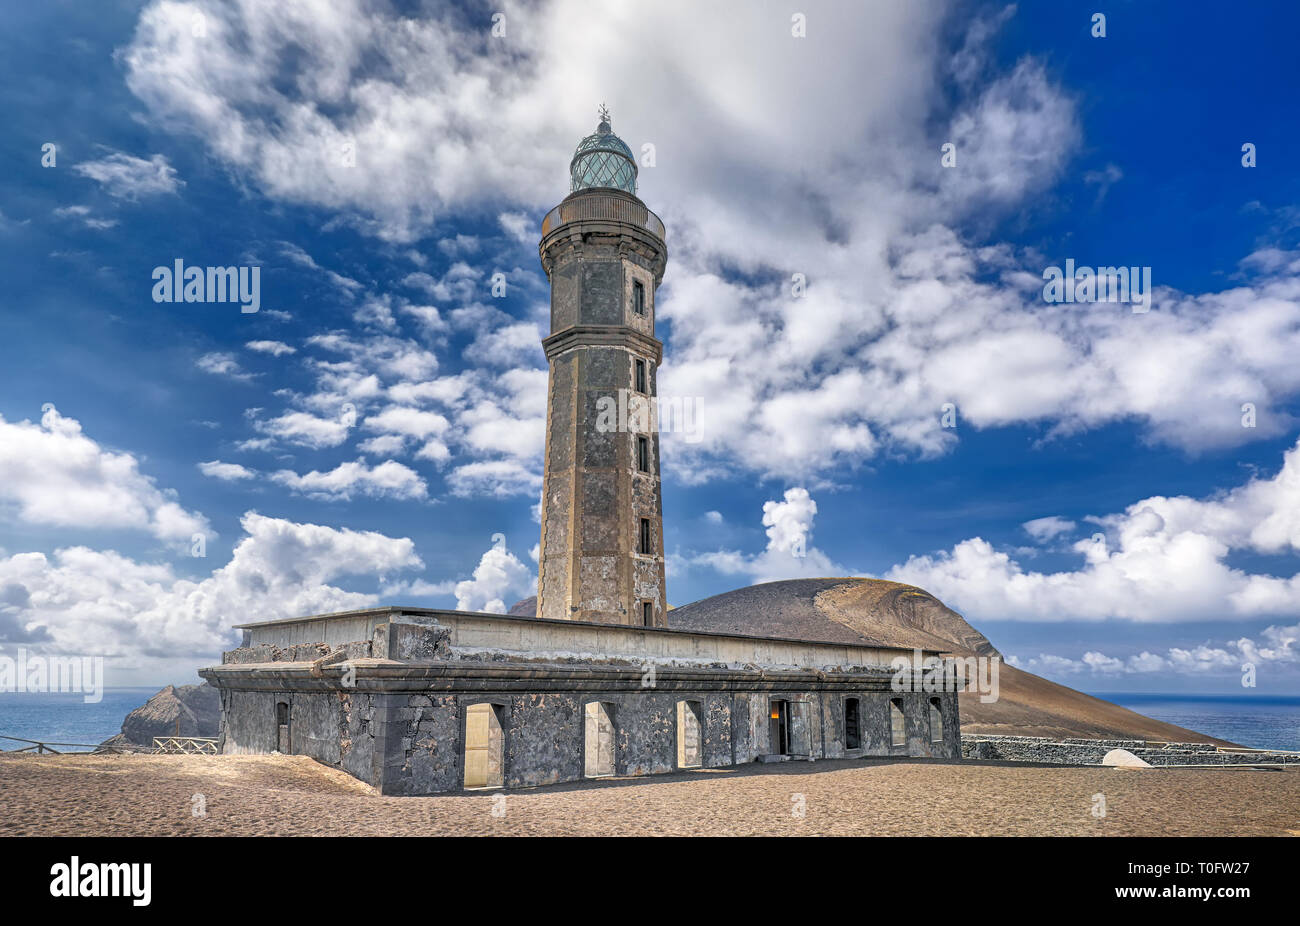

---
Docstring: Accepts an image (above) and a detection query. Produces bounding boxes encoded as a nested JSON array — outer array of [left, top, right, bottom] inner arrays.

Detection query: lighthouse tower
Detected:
[[536, 108, 668, 627]]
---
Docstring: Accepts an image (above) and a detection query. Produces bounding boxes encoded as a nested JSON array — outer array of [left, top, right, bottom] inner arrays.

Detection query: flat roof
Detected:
[[234, 605, 943, 656]]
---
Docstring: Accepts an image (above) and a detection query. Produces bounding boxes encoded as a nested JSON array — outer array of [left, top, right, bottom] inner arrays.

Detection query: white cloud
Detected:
[[415, 440, 451, 464], [399, 304, 449, 338], [464, 322, 545, 368], [1022, 516, 1076, 542], [0, 513, 421, 660], [254, 410, 351, 449], [940, 58, 1078, 208], [228, 303, 543, 499], [682, 487, 850, 585], [453, 541, 536, 613], [197, 461, 256, 481], [447, 460, 542, 498], [357, 434, 406, 456], [353, 298, 397, 331], [307, 332, 438, 382], [498, 211, 532, 244], [271, 459, 427, 501], [233, 437, 275, 453], [402, 263, 483, 302], [1012, 621, 1300, 681], [52, 204, 119, 230], [762, 488, 817, 557], [245, 340, 296, 356], [1081, 651, 1124, 674], [0, 405, 207, 544], [455, 391, 546, 462], [362, 406, 449, 440], [196, 351, 254, 382], [72, 150, 183, 199], [888, 437, 1300, 623], [278, 241, 363, 295], [119, 0, 1300, 483]]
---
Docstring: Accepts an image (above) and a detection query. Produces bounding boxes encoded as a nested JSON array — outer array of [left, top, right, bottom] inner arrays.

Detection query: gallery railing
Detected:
[[541, 192, 665, 240]]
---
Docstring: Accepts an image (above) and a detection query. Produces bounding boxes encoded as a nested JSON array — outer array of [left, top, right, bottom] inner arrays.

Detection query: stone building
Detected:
[[200, 111, 961, 794]]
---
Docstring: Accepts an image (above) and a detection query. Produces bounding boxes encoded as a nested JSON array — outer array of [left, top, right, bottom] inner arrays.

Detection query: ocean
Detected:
[[1, 689, 1297, 753], [0, 689, 156, 752], [1093, 692, 1300, 752]]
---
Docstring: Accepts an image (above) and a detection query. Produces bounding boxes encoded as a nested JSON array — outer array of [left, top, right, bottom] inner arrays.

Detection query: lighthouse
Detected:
[[536, 107, 668, 626]]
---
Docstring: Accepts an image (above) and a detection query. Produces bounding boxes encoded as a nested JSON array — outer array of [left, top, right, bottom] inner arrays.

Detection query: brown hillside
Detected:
[[663, 578, 1229, 745]]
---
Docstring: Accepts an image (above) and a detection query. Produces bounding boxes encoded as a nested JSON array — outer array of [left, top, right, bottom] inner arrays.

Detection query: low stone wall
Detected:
[[961, 734, 1300, 767]]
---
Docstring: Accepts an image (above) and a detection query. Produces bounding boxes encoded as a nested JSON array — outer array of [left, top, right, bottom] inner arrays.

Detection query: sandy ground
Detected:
[[1, 753, 1297, 836]]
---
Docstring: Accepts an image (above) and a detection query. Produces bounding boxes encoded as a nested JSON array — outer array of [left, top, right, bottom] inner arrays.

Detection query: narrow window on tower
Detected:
[[639, 517, 651, 554], [634, 358, 647, 393], [642, 601, 653, 626], [632, 279, 645, 316], [636, 435, 649, 472]]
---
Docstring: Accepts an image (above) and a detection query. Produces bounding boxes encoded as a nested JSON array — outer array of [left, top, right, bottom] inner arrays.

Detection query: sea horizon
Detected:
[[1090, 691, 1300, 752], [0, 688, 158, 752]]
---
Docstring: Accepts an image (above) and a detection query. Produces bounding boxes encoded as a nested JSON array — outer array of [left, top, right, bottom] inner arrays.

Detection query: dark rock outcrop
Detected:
[[101, 682, 221, 748]]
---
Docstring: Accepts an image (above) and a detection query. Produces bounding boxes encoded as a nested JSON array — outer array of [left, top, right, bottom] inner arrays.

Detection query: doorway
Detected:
[[768, 699, 789, 755], [275, 701, 290, 754], [464, 703, 505, 789], [676, 700, 703, 768], [584, 702, 615, 777], [844, 697, 861, 750]]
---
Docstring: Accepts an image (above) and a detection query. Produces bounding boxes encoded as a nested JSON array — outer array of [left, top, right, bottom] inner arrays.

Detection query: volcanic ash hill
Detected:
[[657, 578, 1224, 744]]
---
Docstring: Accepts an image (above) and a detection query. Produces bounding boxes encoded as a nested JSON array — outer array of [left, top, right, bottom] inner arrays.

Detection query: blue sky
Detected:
[[3, 0, 1300, 692]]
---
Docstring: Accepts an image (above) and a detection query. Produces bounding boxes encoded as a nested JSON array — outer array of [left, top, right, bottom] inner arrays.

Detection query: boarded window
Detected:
[[890, 698, 906, 748], [929, 698, 944, 744], [276, 701, 290, 754], [642, 601, 654, 626], [676, 700, 702, 768], [787, 700, 811, 756], [844, 697, 861, 750], [632, 280, 645, 316], [639, 517, 652, 554], [584, 702, 615, 777], [637, 435, 650, 472], [464, 703, 505, 789], [634, 358, 647, 393]]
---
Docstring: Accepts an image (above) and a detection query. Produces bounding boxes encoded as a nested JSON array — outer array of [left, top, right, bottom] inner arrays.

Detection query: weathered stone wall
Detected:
[[205, 610, 963, 794], [536, 188, 668, 628], [373, 688, 960, 794], [379, 693, 461, 794], [208, 667, 962, 795], [219, 687, 383, 783], [962, 734, 1300, 766]]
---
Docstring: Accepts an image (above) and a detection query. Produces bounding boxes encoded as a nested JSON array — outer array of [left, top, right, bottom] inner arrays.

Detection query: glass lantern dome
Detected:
[[570, 107, 638, 196]]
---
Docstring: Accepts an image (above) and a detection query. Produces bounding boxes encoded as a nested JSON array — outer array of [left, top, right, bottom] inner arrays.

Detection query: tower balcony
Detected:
[[541, 188, 665, 241]]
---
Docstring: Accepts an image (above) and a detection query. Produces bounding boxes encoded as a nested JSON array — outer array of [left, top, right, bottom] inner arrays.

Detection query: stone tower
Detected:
[[536, 109, 668, 626]]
